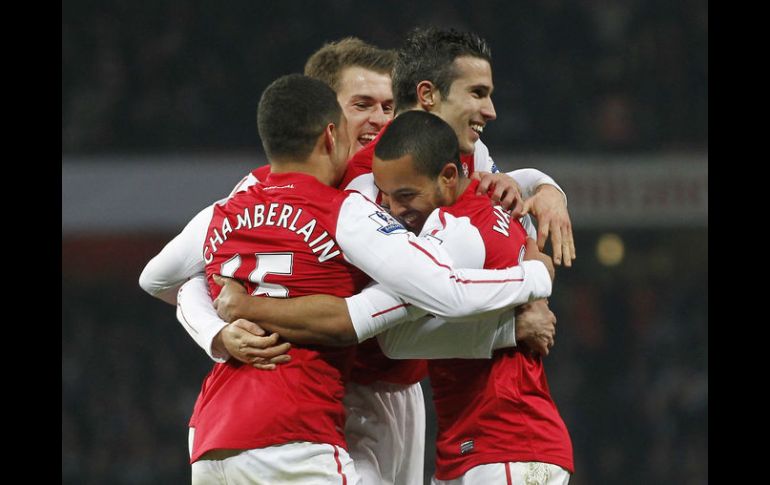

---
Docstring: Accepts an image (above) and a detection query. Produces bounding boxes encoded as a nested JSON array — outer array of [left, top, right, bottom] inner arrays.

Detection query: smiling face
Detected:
[[373, 153, 450, 234], [430, 56, 497, 154], [336, 66, 395, 158]]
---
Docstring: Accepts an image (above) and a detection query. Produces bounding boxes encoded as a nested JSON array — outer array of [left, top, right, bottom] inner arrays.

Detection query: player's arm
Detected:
[[214, 276, 549, 358], [368, 201, 556, 357], [138, 204, 213, 304], [336, 193, 552, 319], [473, 167, 575, 267], [514, 168, 574, 267], [211, 193, 554, 352], [140, 183, 285, 363], [473, 140, 574, 265], [362, 292, 555, 359], [138, 203, 242, 362], [351, 228, 555, 356], [178, 275, 293, 368], [211, 275, 358, 346]]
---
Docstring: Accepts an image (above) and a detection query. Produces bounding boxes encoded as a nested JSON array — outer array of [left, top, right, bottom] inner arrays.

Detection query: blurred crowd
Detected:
[[62, 0, 707, 154], [61, 229, 707, 484]]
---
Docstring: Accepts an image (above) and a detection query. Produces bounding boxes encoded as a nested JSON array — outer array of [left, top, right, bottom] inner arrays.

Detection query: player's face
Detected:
[[373, 154, 447, 234], [430, 56, 496, 154], [336, 66, 395, 158]]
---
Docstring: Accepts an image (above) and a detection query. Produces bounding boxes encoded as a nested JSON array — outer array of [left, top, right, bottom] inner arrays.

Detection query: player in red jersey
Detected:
[[142, 39, 431, 485], [189, 76, 554, 483], [142, 32, 569, 484], [213, 111, 572, 484], [305, 39, 428, 485], [344, 27, 575, 268], [374, 113, 573, 485], [190, 75, 364, 483], [143, 35, 562, 485]]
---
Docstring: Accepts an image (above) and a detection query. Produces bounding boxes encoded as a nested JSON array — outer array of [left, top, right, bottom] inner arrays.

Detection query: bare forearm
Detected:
[[225, 294, 356, 346]]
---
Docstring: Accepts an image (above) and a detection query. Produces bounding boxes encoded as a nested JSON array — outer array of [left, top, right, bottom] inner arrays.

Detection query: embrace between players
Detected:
[[140, 27, 575, 485]]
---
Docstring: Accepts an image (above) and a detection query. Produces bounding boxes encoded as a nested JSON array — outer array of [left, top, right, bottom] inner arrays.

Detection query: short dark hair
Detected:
[[393, 27, 492, 113], [375, 110, 461, 178], [257, 74, 342, 160], [304, 37, 396, 92]]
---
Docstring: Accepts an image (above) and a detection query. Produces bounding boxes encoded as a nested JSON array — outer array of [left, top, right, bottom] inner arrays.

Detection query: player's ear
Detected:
[[438, 162, 460, 189], [417, 81, 438, 111], [439, 162, 459, 185], [323, 122, 336, 155]]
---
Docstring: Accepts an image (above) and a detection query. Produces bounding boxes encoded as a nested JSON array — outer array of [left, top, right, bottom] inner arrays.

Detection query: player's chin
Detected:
[[459, 138, 476, 154]]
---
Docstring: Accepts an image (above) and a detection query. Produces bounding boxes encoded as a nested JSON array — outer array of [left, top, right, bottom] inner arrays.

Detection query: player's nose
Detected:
[[370, 105, 389, 127], [482, 97, 497, 121]]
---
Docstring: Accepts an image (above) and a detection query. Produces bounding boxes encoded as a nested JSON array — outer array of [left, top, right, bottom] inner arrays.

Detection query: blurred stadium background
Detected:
[[62, 1, 707, 483]]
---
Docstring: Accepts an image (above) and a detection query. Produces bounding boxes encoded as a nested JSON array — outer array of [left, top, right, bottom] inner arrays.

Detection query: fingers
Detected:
[[233, 319, 266, 336], [241, 339, 291, 361], [212, 274, 226, 286], [520, 198, 533, 217], [562, 233, 572, 267], [267, 354, 292, 365], [475, 174, 493, 195], [537, 219, 550, 252], [529, 338, 550, 357], [250, 346, 293, 370], [241, 331, 279, 349], [498, 185, 524, 217], [564, 223, 576, 266], [509, 198, 524, 219], [548, 218, 575, 267], [549, 223, 563, 266]]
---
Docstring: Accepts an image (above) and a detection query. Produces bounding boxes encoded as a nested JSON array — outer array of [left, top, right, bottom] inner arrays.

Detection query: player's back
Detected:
[[189, 171, 370, 463], [422, 180, 574, 479]]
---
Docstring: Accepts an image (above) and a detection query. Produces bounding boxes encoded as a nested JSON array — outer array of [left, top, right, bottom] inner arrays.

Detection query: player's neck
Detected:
[[453, 177, 471, 203], [270, 157, 336, 187]]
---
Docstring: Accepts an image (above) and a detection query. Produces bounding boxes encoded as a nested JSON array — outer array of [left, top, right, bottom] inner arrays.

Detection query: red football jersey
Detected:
[[189, 172, 370, 462], [426, 180, 574, 478], [252, 133, 429, 387]]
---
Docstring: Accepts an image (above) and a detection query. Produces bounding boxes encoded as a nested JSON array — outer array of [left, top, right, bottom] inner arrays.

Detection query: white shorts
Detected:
[[432, 461, 570, 485], [343, 381, 426, 485], [189, 431, 361, 485]]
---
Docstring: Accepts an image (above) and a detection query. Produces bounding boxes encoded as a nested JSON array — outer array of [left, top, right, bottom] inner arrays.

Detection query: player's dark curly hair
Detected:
[[375, 111, 461, 177], [257, 74, 341, 160], [393, 27, 492, 113]]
